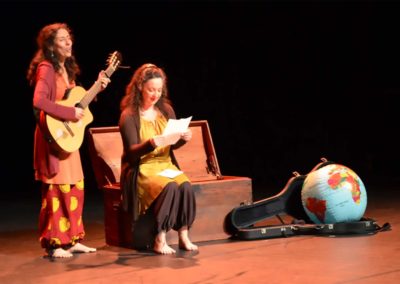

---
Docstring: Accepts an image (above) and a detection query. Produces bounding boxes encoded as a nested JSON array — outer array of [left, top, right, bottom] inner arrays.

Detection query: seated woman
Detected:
[[118, 63, 198, 254]]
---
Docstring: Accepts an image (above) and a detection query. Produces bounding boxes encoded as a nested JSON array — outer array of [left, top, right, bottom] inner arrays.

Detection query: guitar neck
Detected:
[[76, 51, 120, 109], [79, 80, 102, 109]]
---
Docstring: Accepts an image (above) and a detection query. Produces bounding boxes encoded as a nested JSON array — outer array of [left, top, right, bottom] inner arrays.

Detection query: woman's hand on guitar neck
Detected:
[[98, 70, 111, 91]]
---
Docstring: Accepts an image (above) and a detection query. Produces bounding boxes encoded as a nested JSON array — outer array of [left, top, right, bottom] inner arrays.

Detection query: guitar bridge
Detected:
[[63, 122, 74, 137]]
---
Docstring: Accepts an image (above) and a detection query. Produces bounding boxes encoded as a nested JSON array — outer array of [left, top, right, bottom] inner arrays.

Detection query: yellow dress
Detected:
[[137, 114, 190, 214]]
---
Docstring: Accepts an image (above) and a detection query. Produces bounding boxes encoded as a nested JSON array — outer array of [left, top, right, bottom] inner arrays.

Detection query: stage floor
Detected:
[[0, 185, 399, 284]]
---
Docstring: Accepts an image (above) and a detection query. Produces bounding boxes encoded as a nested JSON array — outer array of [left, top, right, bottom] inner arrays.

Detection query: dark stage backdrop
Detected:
[[1, 0, 399, 199]]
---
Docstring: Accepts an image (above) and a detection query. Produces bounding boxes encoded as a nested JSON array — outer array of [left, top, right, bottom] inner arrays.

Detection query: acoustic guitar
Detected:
[[44, 51, 122, 153]]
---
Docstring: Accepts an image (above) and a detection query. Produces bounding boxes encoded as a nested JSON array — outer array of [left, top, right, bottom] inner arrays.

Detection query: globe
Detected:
[[301, 164, 367, 224]]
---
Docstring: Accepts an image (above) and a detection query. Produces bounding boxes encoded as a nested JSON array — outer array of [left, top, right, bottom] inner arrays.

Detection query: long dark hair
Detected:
[[26, 22, 80, 86], [120, 63, 172, 112]]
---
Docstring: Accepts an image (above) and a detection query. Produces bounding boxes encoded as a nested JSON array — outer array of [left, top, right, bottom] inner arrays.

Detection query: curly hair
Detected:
[[120, 63, 171, 112], [26, 22, 80, 86]]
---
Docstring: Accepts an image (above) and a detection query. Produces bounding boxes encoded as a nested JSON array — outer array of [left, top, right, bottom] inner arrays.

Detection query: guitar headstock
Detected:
[[105, 51, 122, 77]]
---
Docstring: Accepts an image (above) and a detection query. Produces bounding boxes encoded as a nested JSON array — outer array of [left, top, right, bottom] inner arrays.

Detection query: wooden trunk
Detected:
[[87, 120, 252, 249]]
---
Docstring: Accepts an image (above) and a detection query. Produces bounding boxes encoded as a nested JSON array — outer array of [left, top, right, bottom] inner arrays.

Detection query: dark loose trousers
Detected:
[[149, 181, 196, 233]]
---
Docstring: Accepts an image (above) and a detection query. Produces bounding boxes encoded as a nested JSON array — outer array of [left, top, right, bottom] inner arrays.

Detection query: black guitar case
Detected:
[[224, 158, 391, 240]]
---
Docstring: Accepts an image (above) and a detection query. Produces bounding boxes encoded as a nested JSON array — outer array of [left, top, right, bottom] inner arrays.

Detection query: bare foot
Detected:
[[178, 228, 198, 251], [49, 248, 73, 258], [153, 231, 176, 255], [68, 243, 97, 253]]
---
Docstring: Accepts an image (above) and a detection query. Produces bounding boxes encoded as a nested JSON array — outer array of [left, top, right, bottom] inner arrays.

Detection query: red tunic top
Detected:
[[33, 61, 83, 184]]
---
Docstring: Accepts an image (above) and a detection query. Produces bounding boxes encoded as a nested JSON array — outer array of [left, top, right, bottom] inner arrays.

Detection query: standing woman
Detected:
[[27, 23, 110, 258], [119, 63, 198, 254]]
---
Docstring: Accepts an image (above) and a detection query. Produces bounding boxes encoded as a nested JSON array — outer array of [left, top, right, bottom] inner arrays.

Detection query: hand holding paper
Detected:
[[153, 116, 192, 147], [153, 132, 181, 147], [180, 128, 192, 142]]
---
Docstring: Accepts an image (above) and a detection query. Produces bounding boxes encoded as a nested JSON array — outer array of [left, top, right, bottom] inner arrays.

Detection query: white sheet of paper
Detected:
[[157, 169, 183, 178], [162, 132, 181, 146], [163, 116, 192, 135]]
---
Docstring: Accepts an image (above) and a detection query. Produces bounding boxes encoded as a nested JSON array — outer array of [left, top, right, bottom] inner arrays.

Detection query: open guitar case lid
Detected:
[[224, 158, 391, 240]]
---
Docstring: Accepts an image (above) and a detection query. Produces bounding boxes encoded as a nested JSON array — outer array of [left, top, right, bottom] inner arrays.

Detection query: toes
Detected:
[[50, 248, 73, 258], [69, 243, 97, 253], [154, 243, 176, 254], [179, 240, 199, 251]]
